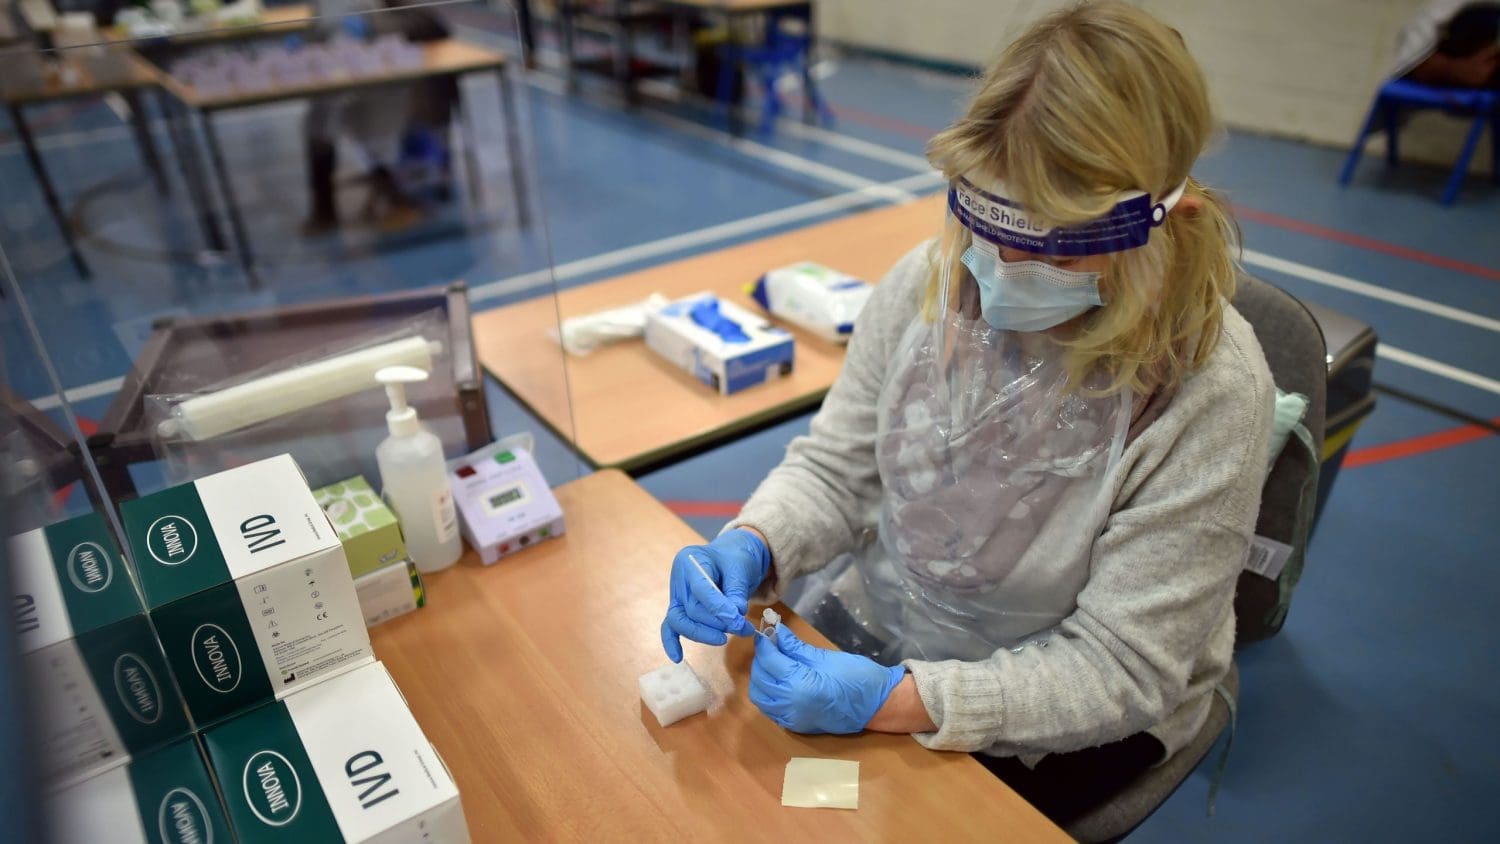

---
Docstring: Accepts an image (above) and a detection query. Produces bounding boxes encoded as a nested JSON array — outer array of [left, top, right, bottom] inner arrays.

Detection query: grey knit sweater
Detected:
[[730, 241, 1273, 761]]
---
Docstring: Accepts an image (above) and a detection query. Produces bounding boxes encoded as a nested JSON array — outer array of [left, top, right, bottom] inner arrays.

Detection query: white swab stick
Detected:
[[687, 553, 763, 635]]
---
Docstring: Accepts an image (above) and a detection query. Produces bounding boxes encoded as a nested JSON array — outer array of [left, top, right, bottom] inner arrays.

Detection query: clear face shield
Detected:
[[935, 175, 1188, 337], [921, 175, 1188, 445]]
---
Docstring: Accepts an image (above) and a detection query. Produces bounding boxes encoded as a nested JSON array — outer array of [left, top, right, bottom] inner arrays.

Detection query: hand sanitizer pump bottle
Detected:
[[376, 366, 461, 573]]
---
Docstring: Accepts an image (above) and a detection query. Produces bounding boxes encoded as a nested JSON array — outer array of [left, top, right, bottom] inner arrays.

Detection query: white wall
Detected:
[[817, 0, 1492, 175]]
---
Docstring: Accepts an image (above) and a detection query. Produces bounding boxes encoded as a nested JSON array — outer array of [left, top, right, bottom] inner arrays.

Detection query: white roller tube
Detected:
[[157, 336, 441, 442]]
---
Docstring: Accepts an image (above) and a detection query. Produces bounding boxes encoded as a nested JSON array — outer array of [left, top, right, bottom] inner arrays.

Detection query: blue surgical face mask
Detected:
[[960, 244, 1103, 333]]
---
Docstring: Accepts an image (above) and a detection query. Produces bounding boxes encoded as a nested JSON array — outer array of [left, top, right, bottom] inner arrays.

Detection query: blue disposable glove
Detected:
[[749, 625, 906, 734], [660, 529, 771, 663]]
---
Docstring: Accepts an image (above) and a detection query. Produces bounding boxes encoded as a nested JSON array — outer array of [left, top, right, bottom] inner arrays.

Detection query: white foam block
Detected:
[[639, 660, 711, 727]]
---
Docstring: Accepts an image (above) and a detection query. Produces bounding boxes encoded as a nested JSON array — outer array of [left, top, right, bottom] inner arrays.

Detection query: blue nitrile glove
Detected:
[[749, 626, 906, 734], [660, 529, 771, 663]]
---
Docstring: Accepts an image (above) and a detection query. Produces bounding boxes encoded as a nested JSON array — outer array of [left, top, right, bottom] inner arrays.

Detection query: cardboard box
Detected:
[[120, 454, 372, 727], [354, 559, 425, 628], [8, 512, 191, 786], [449, 442, 564, 566], [644, 292, 795, 395], [44, 737, 233, 844], [202, 661, 469, 843], [313, 476, 410, 580]]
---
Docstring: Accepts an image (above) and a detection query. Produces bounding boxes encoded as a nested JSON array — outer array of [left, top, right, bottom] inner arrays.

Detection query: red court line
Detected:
[[792, 95, 1500, 283], [1344, 418, 1499, 468], [1232, 205, 1500, 283], [663, 500, 744, 519]]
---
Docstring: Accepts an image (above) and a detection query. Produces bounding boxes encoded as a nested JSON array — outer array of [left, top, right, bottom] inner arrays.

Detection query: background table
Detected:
[[474, 193, 944, 473], [106, 3, 315, 43], [371, 469, 1067, 841], [1, 50, 167, 276], [150, 39, 527, 278]]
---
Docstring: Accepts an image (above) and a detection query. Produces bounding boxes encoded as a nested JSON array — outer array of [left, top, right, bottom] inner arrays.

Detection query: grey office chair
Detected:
[[1068, 274, 1328, 843]]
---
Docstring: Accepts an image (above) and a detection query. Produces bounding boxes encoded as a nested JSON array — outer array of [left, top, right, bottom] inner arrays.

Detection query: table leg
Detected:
[[161, 93, 228, 253], [671, 10, 690, 89], [122, 89, 168, 195], [198, 111, 258, 284], [515, 0, 538, 70], [560, 1, 579, 93], [721, 11, 742, 135], [497, 67, 530, 228], [613, 0, 635, 104], [800, 2, 824, 126], [7, 103, 90, 278], [458, 78, 486, 215]]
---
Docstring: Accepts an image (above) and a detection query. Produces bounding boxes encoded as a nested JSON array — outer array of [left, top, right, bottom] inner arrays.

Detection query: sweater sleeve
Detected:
[[727, 242, 930, 600], [904, 327, 1274, 754]]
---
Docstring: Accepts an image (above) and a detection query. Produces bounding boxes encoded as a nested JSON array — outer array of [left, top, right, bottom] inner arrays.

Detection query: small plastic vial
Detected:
[[760, 608, 782, 635]]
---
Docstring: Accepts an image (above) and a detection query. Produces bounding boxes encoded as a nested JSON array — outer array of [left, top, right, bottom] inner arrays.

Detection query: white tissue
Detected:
[[638, 660, 711, 727], [559, 294, 669, 356]]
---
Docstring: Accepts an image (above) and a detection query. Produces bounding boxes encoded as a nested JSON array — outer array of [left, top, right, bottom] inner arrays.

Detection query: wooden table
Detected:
[[372, 469, 1066, 841], [106, 3, 314, 43], [152, 39, 526, 280], [474, 193, 945, 473], [1, 49, 168, 276]]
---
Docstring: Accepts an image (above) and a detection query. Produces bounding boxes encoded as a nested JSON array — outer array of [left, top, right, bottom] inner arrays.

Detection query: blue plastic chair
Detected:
[[716, 10, 834, 134], [1339, 78, 1499, 205]]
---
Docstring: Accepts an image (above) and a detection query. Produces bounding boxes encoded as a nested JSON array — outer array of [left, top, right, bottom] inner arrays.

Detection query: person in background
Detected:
[[303, 0, 458, 234], [1391, 1, 1499, 88], [659, 1, 1273, 833]]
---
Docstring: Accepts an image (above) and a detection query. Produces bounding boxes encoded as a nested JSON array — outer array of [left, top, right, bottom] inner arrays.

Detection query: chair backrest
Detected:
[[1229, 274, 1328, 645]]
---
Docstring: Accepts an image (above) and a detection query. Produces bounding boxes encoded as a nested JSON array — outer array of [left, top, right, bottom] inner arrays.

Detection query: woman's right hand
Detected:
[[660, 528, 771, 662]]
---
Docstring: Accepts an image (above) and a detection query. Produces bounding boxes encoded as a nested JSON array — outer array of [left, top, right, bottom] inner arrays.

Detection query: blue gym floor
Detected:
[[3, 5, 1497, 840]]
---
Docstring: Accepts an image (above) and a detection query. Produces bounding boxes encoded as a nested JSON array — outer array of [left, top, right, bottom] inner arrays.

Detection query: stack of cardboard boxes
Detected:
[[12, 454, 468, 843], [10, 510, 231, 843]]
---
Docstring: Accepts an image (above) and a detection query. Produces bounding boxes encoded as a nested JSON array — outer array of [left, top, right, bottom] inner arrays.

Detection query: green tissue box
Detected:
[[314, 476, 410, 580]]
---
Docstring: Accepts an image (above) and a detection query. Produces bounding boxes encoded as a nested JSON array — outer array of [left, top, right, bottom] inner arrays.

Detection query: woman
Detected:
[[659, 1, 1274, 828]]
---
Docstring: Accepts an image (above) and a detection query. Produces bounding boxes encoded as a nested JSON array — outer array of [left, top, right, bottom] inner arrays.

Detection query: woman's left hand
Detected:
[[749, 626, 906, 734]]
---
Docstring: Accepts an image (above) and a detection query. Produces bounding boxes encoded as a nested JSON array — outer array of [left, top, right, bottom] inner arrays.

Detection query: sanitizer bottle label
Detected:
[[432, 488, 458, 544]]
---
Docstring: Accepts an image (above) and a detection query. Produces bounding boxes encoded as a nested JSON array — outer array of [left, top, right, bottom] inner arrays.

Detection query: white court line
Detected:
[[29, 376, 124, 412], [771, 116, 933, 172], [531, 72, 918, 203], [470, 169, 942, 302], [1242, 249, 1500, 335], [1378, 345, 1500, 397], [643, 110, 919, 203]]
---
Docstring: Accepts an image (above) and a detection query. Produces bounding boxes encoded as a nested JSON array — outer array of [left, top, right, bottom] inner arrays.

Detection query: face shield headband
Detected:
[[947, 176, 1188, 258]]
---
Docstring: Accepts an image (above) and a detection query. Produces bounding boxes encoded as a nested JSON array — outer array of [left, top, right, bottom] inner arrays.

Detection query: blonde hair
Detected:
[[925, 0, 1238, 395]]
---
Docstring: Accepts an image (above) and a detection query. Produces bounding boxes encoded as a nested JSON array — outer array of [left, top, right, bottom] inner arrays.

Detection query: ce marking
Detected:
[[316, 611, 329, 621]]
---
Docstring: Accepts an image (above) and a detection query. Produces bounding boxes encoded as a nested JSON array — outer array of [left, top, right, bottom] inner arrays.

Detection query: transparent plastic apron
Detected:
[[792, 303, 1131, 665]]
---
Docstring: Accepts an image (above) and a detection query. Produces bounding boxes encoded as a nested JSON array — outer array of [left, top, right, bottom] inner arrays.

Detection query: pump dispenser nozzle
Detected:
[[376, 365, 428, 437]]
